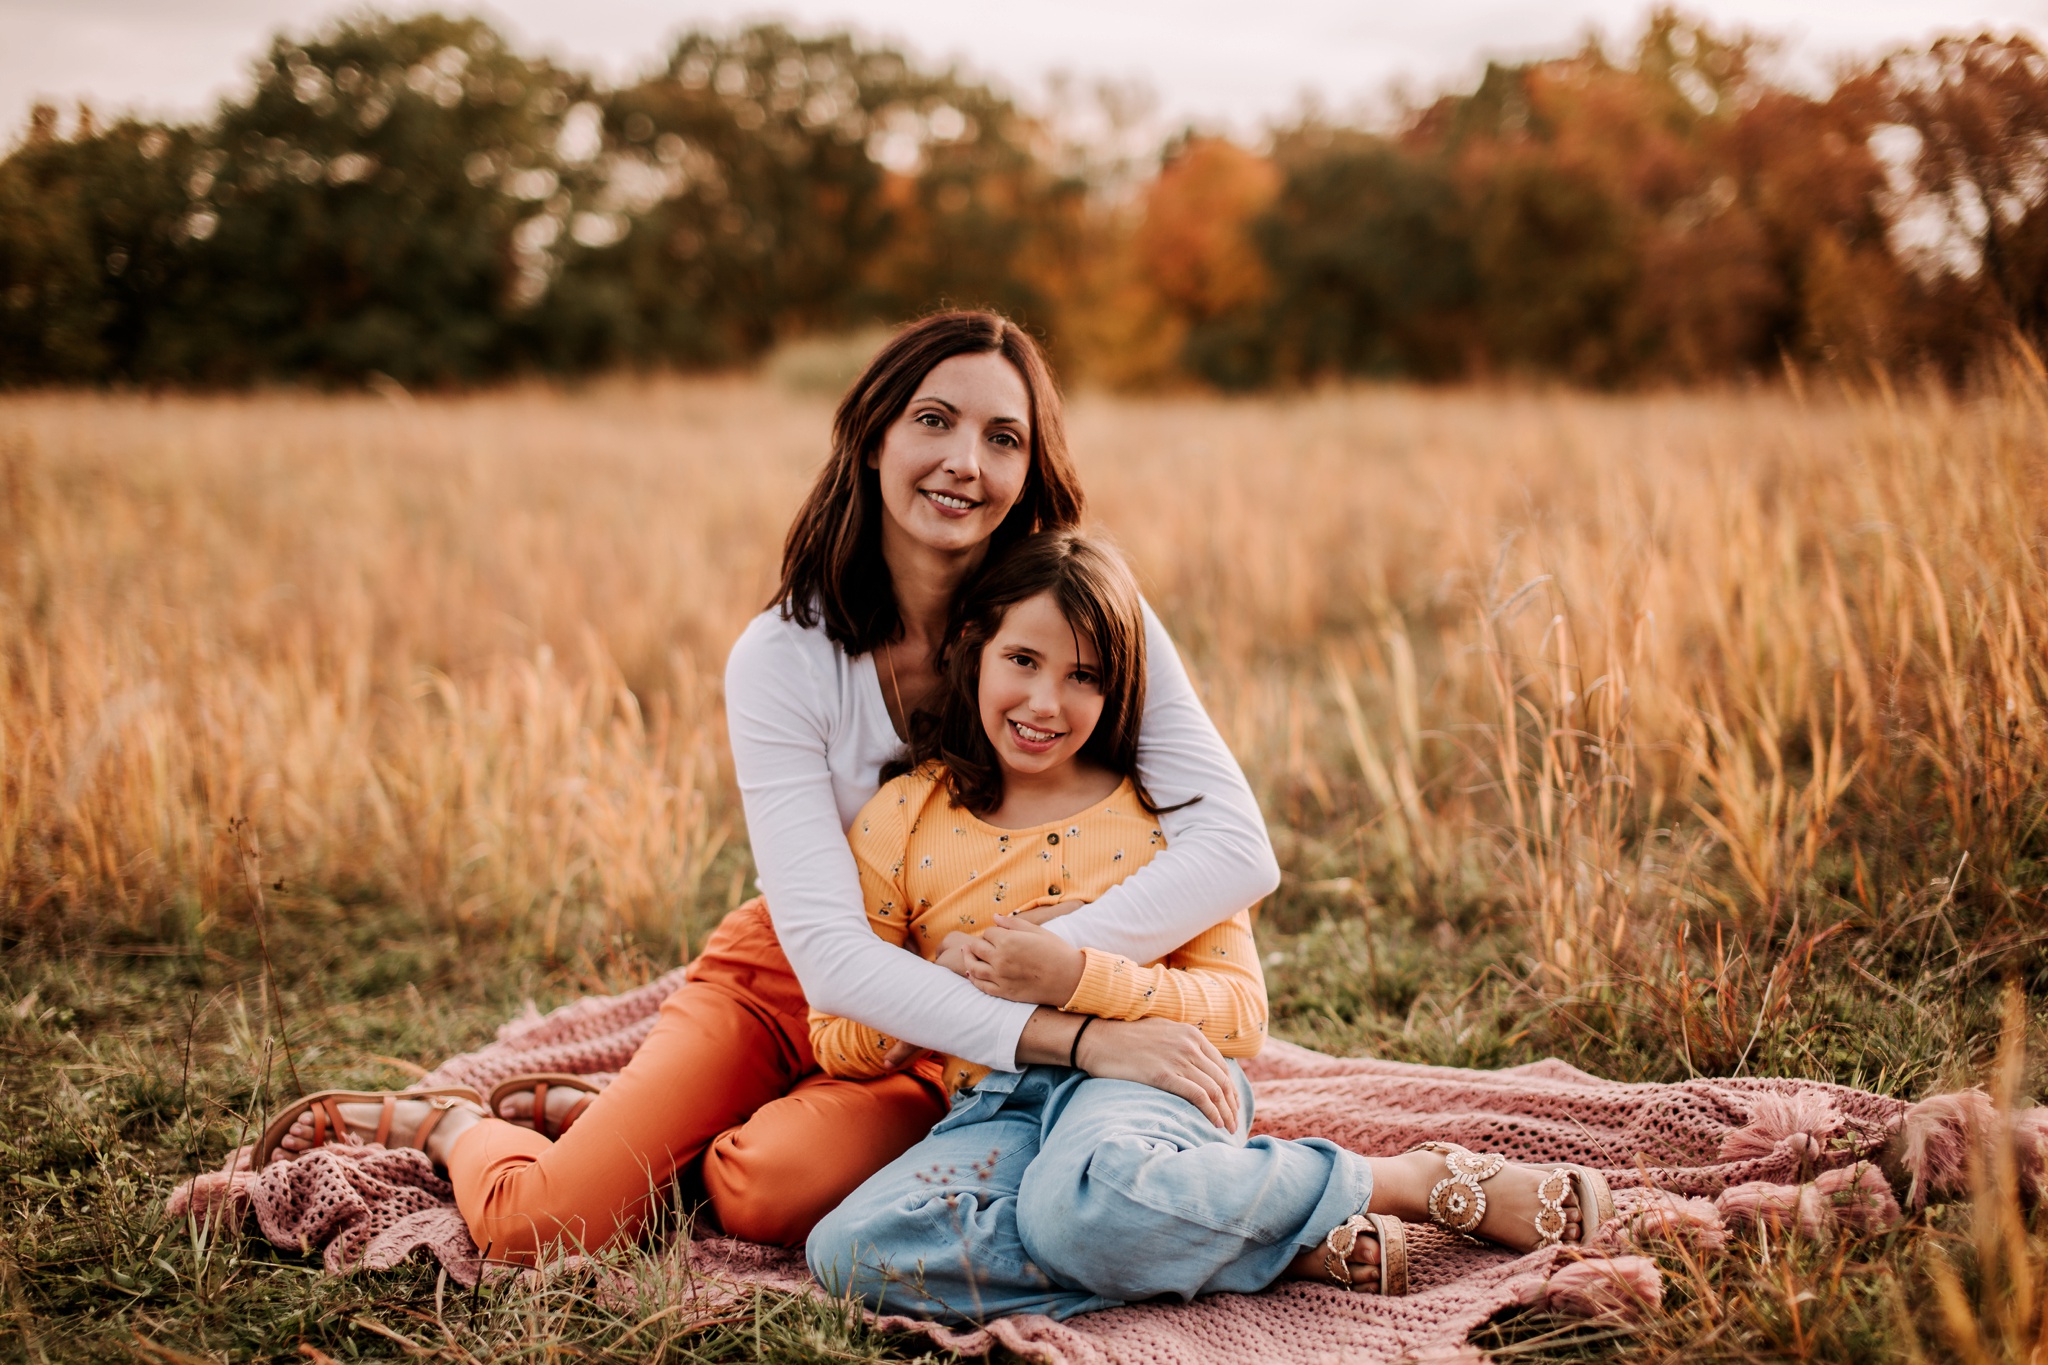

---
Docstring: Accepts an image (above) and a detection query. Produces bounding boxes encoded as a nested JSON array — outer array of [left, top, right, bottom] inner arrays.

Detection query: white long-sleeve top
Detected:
[[724, 600, 1281, 1072]]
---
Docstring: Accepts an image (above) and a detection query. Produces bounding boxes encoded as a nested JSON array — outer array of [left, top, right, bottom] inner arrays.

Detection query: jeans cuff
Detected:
[[1289, 1141, 1377, 1254]]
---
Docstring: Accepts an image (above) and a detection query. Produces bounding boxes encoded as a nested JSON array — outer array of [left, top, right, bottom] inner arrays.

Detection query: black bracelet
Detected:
[[1068, 1015, 1096, 1069]]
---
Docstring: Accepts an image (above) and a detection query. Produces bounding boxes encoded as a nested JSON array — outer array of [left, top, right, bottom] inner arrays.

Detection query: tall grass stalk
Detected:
[[3, 368, 2046, 998]]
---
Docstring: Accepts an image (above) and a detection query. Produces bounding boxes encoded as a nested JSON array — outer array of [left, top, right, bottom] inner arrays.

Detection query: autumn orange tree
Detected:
[[1851, 35, 2048, 350], [1212, 10, 1926, 386]]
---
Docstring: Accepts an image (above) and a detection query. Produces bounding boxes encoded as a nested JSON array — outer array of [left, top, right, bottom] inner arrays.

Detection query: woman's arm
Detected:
[[807, 787, 921, 1080], [1014, 1007, 1241, 1132], [726, 617, 1036, 1071], [1036, 603, 1281, 960]]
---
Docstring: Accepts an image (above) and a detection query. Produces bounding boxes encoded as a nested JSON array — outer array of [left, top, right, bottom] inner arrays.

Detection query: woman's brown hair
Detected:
[[771, 311, 1085, 654], [886, 529, 1189, 817]]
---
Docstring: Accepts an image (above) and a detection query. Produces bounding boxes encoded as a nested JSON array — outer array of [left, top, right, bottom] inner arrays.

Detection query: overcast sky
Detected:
[[7, 0, 2046, 137]]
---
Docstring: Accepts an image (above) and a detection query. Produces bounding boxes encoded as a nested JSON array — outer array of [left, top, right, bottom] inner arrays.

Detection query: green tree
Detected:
[[171, 13, 591, 384], [1250, 129, 1474, 384], [0, 110, 198, 382], [563, 25, 1069, 368]]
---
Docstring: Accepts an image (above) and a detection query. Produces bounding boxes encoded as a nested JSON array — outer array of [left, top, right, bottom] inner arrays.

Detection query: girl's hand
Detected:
[[1075, 1017, 1241, 1132], [933, 934, 976, 977], [879, 1038, 926, 1070], [1012, 898, 1083, 926], [960, 915, 1086, 1007]]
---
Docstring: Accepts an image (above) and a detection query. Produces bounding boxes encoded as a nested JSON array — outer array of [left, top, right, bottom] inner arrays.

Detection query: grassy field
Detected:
[[2, 369, 2045, 1362]]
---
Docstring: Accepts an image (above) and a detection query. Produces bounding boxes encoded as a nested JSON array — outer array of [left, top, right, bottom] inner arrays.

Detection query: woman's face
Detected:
[[977, 591, 1105, 780], [868, 351, 1032, 559]]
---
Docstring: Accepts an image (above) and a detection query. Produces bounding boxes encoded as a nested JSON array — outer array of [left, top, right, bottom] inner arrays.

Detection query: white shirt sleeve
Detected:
[[1038, 601, 1283, 958], [724, 616, 1035, 1071]]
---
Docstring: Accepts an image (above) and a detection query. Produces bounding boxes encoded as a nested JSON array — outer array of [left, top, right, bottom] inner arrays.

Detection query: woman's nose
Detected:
[[940, 431, 981, 480]]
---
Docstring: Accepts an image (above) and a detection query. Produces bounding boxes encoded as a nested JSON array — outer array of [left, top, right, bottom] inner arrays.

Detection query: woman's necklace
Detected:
[[882, 639, 909, 737]]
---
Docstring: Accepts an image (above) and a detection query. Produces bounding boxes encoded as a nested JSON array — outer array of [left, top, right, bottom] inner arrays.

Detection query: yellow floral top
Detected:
[[809, 764, 1268, 1093]]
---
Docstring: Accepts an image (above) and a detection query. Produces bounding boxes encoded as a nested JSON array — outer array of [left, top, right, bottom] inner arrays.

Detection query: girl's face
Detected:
[[977, 591, 1105, 780], [869, 351, 1032, 559]]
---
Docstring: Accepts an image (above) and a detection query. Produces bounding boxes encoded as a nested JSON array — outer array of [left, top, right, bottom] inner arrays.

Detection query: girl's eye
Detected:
[[1071, 671, 1099, 687], [1007, 653, 1035, 669]]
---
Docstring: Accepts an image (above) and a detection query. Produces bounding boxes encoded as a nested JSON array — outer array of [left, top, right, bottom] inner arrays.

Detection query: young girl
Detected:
[[806, 529, 1613, 1321], [807, 528, 1268, 1102]]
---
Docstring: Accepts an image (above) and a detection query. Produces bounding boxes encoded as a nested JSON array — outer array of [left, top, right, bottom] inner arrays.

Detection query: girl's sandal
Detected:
[[1415, 1141, 1615, 1248], [485, 1073, 603, 1140], [1320, 1211, 1410, 1294], [254, 1087, 487, 1168]]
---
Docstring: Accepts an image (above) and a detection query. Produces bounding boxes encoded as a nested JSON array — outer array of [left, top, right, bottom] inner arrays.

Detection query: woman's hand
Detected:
[[1075, 1016, 1241, 1133], [960, 915, 1086, 1006]]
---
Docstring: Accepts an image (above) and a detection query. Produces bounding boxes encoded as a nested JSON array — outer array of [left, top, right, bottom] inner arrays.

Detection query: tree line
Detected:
[[2, 9, 2043, 388]]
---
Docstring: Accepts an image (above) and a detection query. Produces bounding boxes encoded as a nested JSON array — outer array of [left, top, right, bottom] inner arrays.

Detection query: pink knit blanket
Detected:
[[169, 966, 2026, 1364]]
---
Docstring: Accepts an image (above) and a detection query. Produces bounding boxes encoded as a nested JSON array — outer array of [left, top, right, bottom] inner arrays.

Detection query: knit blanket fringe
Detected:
[[164, 965, 2035, 1364]]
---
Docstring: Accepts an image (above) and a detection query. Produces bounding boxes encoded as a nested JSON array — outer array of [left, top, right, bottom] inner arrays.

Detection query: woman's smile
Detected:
[[920, 487, 981, 515]]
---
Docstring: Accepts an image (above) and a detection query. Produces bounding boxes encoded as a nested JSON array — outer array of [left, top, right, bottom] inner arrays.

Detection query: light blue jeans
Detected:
[[805, 1062, 1374, 1323]]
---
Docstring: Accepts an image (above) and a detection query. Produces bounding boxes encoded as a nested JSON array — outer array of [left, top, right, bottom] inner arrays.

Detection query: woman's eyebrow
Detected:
[[909, 394, 959, 413]]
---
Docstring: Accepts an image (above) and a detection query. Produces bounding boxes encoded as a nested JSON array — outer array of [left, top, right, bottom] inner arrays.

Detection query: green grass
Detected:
[[1, 881, 2041, 1363]]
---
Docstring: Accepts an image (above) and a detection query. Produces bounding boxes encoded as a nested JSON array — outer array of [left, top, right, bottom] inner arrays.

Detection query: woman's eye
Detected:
[[917, 412, 946, 428], [988, 430, 1020, 448]]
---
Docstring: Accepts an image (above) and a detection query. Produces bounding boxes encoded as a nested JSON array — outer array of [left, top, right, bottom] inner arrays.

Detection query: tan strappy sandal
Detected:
[[254, 1087, 486, 1168], [486, 1072, 603, 1139], [1319, 1211, 1410, 1294], [1415, 1141, 1615, 1248]]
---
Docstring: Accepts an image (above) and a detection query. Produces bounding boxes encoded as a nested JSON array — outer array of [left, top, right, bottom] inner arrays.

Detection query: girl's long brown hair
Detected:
[[771, 311, 1085, 654], [887, 529, 1190, 817]]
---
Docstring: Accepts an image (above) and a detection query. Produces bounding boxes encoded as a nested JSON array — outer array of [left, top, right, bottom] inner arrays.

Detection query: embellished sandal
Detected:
[[254, 1087, 486, 1168], [1320, 1211, 1410, 1294], [1415, 1141, 1615, 1248], [485, 1072, 603, 1139]]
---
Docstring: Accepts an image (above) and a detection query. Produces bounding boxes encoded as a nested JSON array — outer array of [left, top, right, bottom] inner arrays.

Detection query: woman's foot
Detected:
[[489, 1079, 599, 1135], [275, 1092, 485, 1168]]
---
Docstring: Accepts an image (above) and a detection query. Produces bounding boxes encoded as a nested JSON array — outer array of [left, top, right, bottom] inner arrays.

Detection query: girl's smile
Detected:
[[978, 590, 1105, 784]]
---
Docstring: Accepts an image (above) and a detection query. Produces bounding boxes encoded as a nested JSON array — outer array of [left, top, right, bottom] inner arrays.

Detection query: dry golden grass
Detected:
[[4, 367, 2046, 1363], [5, 368, 2048, 986]]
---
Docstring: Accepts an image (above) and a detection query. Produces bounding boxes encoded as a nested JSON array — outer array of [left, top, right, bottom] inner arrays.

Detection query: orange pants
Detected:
[[445, 900, 949, 1260]]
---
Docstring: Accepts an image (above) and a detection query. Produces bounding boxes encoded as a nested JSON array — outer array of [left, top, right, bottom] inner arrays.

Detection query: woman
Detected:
[[262, 310, 1281, 1259]]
